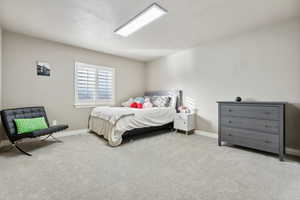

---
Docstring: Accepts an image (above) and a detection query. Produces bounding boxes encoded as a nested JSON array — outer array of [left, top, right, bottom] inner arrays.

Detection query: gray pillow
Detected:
[[150, 96, 171, 107]]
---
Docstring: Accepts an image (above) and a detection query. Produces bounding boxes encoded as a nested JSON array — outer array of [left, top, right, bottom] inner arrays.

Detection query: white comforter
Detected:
[[89, 107, 176, 146], [90, 107, 135, 125]]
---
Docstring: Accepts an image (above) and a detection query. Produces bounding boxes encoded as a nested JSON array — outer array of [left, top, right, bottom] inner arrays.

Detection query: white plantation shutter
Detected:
[[75, 62, 115, 107]]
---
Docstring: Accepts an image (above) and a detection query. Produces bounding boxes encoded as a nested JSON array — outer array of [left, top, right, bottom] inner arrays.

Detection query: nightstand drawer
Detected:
[[175, 113, 188, 121], [174, 119, 188, 130]]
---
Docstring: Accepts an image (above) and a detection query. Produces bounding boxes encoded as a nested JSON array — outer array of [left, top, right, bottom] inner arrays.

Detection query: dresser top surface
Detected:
[[217, 101, 287, 105]]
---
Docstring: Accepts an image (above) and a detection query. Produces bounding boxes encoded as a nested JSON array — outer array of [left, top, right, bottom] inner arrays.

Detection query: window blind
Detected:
[[75, 62, 115, 106]]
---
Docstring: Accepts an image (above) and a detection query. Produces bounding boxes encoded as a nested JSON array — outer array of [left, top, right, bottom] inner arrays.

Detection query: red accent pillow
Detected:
[[130, 102, 138, 108], [136, 103, 143, 109]]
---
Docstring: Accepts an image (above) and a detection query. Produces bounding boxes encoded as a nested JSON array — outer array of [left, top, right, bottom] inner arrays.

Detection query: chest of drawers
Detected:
[[217, 102, 286, 161]]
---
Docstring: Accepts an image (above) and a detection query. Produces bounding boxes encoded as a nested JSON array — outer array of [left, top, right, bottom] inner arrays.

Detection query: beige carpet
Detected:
[[0, 131, 300, 200]]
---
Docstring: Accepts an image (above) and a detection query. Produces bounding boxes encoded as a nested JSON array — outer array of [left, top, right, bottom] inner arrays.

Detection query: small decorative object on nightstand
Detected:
[[174, 113, 196, 135]]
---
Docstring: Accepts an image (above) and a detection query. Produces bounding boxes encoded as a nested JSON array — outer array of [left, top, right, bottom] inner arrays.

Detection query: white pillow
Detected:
[[143, 97, 153, 108], [150, 96, 171, 107], [121, 98, 134, 107], [168, 95, 177, 108]]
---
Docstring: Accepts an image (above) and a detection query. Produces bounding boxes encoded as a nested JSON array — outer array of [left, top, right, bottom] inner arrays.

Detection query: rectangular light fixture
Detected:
[[114, 3, 167, 37]]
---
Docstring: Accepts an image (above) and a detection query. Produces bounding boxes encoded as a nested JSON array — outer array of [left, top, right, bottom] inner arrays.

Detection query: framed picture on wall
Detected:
[[37, 61, 51, 76]]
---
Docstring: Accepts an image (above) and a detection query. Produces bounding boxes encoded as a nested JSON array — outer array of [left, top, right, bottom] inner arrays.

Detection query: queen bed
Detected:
[[88, 90, 182, 146]]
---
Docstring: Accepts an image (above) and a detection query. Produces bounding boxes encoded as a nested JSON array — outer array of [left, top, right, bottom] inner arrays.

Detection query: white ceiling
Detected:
[[0, 0, 299, 62]]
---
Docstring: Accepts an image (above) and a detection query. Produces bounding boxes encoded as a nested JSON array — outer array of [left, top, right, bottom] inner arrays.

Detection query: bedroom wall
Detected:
[[2, 31, 146, 134], [146, 18, 300, 149]]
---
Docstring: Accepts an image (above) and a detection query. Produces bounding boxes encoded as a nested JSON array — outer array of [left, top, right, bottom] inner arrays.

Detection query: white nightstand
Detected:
[[174, 113, 196, 135]]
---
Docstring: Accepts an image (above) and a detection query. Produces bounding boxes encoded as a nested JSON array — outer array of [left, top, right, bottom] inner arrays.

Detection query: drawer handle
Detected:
[[264, 112, 270, 115], [228, 120, 232, 124], [264, 140, 271, 144], [264, 125, 269, 128], [228, 109, 232, 112], [228, 133, 232, 136]]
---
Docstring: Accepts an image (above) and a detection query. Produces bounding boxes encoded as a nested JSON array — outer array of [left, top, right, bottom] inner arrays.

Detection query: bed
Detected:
[[88, 90, 182, 146]]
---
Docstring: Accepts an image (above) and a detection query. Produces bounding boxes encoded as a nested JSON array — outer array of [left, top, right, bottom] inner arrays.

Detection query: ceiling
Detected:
[[0, 0, 299, 62]]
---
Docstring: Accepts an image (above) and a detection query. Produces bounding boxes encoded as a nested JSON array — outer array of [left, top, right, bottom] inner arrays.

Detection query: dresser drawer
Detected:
[[221, 128, 279, 154], [221, 105, 280, 120], [221, 127, 279, 145], [221, 117, 280, 134]]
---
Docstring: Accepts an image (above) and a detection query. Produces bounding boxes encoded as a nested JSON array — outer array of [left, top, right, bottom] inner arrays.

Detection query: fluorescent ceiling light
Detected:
[[114, 3, 167, 37]]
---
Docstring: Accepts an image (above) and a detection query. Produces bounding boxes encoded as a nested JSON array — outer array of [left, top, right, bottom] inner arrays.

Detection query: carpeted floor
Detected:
[[0, 131, 300, 200]]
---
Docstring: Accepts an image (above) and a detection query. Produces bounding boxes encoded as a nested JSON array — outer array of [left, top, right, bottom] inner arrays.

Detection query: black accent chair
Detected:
[[1, 107, 68, 156]]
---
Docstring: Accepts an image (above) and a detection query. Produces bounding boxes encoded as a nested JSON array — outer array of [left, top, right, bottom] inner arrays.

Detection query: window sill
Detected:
[[74, 103, 115, 108]]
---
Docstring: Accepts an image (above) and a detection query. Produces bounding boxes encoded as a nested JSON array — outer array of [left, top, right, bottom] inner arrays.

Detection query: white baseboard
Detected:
[[53, 128, 88, 138], [195, 130, 300, 157], [0, 129, 88, 149], [194, 130, 218, 139]]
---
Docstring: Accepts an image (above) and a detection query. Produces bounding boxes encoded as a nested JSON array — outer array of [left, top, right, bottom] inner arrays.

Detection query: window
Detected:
[[74, 62, 115, 107]]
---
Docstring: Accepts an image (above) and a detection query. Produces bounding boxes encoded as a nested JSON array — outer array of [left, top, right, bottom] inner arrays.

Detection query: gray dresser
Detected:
[[217, 102, 286, 161]]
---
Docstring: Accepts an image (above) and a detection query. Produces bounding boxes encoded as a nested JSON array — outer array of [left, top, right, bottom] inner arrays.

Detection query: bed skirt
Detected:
[[89, 116, 173, 146]]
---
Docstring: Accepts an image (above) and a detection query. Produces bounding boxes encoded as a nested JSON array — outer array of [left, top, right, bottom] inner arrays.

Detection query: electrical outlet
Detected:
[[52, 120, 57, 126]]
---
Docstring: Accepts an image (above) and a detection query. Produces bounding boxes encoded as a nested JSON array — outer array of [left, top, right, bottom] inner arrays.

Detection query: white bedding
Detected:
[[89, 107, 176, 146]]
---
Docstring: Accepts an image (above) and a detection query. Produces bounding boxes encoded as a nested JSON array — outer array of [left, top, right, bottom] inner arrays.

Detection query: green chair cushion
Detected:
[[14, 117, 48, 134]]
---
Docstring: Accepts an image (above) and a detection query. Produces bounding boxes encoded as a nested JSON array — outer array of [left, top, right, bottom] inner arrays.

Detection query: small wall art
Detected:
[[37, 61, 51, 76]]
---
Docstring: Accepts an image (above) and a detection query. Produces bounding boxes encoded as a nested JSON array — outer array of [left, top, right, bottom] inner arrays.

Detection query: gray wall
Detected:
[[2, 31, 146, 135], [146, 18, 300, 149]]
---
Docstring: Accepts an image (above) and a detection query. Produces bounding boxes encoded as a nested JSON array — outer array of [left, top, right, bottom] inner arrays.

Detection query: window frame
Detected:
[[74, 62, 116, 108]]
